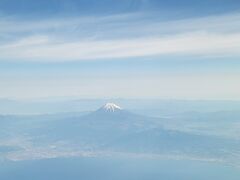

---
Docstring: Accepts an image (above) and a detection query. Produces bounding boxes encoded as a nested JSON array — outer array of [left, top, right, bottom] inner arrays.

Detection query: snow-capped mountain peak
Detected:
[[101, 103, 122, 112]]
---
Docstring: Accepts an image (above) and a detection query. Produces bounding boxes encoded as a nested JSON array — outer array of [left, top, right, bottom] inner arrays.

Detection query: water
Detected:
[[0, 157, 240, 180]]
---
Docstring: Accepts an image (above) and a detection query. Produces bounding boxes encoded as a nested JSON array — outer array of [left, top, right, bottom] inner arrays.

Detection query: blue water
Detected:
[[0, 157, 240, 180]]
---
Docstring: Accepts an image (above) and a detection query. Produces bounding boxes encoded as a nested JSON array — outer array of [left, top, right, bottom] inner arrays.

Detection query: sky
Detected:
[[0, 0, 240, 100]]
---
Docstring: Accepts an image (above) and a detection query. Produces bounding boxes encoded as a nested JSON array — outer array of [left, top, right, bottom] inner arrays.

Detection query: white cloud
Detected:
[[0, 32, 240, 61], [0, 12, 240, 61], [2, 35, 50, 48]]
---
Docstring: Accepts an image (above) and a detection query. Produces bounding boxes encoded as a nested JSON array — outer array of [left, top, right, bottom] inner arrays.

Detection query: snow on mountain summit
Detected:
[[101, 103, 122, 112]]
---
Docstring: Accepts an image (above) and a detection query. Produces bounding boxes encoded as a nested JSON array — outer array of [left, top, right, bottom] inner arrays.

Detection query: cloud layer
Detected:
[[1, 12, 240, 62]]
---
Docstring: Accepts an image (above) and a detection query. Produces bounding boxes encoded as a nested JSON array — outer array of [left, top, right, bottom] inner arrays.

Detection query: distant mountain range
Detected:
[[30, 103, 239, 157], [1, 102, 240, 164]]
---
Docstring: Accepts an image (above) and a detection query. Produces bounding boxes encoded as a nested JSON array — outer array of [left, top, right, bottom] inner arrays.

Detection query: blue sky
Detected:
[[0, 0, 240, 100]]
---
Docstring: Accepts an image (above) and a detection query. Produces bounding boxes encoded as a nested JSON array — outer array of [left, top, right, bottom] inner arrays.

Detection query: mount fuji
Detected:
[[100, 103, 123, 112], [84, 102, 147, 122], [37, 102, 158, 145]]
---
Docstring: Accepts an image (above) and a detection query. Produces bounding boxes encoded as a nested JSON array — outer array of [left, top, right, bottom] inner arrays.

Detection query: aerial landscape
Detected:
[[0, 0, 240, 179]]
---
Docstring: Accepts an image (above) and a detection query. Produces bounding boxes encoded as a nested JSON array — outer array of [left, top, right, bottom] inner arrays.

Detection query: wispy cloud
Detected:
[[0, 12, 240, 62], [1, 32, 240, 62]]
